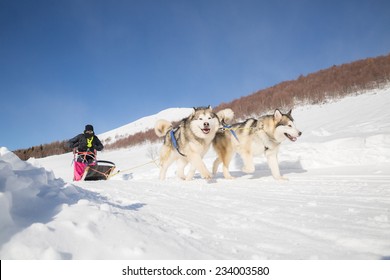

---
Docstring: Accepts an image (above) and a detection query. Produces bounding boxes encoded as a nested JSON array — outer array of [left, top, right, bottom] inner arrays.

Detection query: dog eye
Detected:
[[288, 125, 292, 127]]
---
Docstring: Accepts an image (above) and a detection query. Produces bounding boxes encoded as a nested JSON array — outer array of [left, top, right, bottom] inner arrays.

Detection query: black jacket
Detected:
[[68, 133, 104, 152]]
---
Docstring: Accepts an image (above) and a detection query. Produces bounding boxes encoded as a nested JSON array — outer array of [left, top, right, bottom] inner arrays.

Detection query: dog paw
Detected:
[[275, 176, 289, 181], [242, 167, 255, 173]]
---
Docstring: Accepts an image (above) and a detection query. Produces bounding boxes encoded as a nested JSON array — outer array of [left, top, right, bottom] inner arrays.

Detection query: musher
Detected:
[[68, 124, 104, 180]]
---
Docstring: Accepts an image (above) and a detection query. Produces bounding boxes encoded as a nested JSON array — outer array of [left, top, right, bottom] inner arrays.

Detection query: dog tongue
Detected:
[[286, 133, 297, 141]]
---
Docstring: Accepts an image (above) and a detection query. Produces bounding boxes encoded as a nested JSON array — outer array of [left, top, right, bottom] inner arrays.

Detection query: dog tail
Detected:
[[154, 119, 173, 137], [216, 108, 234, 124]]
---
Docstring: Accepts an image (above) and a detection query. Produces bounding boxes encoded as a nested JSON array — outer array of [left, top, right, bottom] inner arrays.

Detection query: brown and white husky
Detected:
[[212, 109, 302, 180], [155, 106, 234, 180]]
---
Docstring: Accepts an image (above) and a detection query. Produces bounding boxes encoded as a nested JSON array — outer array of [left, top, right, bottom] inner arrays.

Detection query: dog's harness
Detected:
[[222, 124, 240, 142], [170, 129, 186, 157], [221, 124, 275, 151]]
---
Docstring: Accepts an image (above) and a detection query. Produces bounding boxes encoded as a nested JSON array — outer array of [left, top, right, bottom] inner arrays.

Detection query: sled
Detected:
[[73, 151, 116, 181], [83, 160, 116, 181]]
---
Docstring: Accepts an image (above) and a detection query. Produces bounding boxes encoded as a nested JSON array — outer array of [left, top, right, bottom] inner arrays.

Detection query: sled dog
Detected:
[[155, 106, 234, 180], [212, 109, 302, 180]]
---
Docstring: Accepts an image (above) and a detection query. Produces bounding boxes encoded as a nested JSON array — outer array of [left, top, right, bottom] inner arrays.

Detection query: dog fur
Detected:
[[212, 109, 302, 180], [155, 106, 234, 180]]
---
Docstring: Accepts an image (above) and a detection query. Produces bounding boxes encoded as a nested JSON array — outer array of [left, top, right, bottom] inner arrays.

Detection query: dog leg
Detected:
[[212, 157, 221, 175], [212, 156, 234, 179], [222, 165, 234, 179], [186, 164, 197, 181], [240, 150, 255, 173], [159, 156, 175, 180], [176, 158, 188, 180], [221, 150, 235, 179], [266, 151, 288, 181], [159, 146, 175, 180], [186, 154, 211, 180], [212, 131, 235, 179]]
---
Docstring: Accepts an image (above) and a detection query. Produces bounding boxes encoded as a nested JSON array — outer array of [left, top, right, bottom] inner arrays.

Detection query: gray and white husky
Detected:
[[155, 106, 234, 180], [212, 109, 302, 180]]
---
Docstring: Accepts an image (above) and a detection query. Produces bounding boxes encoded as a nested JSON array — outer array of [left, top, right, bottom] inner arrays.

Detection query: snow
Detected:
[[1, 87, 390, 260]]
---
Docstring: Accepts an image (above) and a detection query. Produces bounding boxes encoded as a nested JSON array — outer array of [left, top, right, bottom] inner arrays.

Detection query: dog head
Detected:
[[189, 106, 220, 138], [273, 109, 302, 143]]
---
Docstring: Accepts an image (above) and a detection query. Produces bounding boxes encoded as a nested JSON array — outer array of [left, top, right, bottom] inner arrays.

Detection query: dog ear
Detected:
[[189, 107, 196, 118], [274, 109, 283, 122], [286, 109, 294, 121], [208, 105, 212, 110]]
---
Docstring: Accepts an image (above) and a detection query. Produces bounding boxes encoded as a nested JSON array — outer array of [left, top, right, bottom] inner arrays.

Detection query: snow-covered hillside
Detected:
[[1, 87, 390, 260], [98, 107, 194, 145]]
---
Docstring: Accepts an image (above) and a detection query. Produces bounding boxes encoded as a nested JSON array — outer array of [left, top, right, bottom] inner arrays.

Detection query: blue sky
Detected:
[[1, 0, 389, 151]]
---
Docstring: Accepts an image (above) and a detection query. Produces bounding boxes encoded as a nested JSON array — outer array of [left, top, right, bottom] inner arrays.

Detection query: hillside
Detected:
[[1, 85, 389, 260], [13, 53, 390, 159], [215, 53, 390, 118]]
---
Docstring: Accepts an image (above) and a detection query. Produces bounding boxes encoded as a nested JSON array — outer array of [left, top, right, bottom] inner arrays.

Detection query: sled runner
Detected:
[[73, 150, 116, 181]]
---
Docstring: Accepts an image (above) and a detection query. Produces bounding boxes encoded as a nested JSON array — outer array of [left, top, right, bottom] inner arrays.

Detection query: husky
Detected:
[[212, 109, 302, 180], [155, 106, 234, 180]]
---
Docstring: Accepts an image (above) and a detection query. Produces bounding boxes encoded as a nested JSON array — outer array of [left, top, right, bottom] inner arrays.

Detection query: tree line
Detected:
[[14, 140, 72, 161], [215, 53, 390, 119]]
